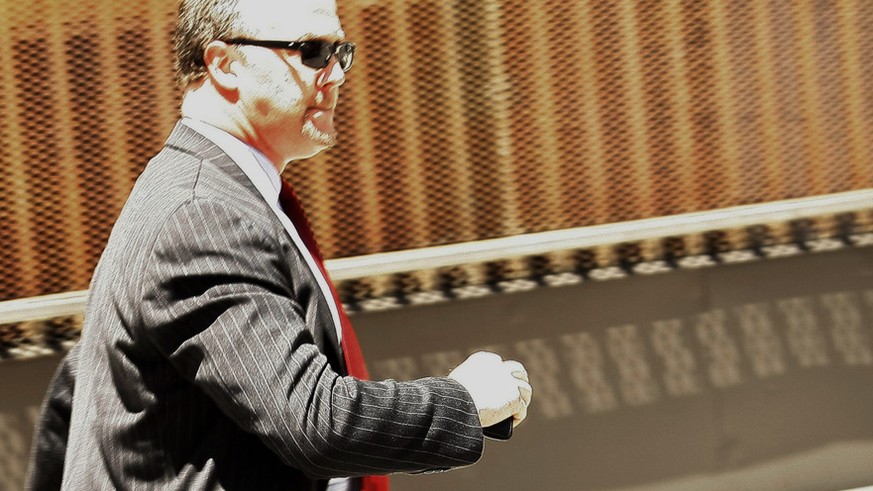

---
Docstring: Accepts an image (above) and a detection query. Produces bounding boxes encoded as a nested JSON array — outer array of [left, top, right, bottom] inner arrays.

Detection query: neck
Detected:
[[180, 82, 287, 174]]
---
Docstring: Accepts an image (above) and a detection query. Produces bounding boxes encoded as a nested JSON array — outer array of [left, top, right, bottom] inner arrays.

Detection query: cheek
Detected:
[[273, 75, 309, 113], [246, 64, 312, 122], [255, 83, 304, 120], [254, 98, 274, 118]]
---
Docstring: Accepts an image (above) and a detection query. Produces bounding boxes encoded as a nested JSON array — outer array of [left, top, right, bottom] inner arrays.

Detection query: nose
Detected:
[[319, 57, 346, 88]]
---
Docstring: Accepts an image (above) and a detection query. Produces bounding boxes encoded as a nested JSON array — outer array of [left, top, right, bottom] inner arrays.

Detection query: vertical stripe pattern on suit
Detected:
[[280, 179, 389, 491], [26, 122, 484, 490]]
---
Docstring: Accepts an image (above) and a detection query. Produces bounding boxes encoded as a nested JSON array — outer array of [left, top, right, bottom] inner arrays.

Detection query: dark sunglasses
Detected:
[[222, 38, 356, 72]]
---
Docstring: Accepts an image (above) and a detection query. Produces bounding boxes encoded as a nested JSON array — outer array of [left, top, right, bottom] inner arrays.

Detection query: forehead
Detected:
[[238, 0, 345, 40]]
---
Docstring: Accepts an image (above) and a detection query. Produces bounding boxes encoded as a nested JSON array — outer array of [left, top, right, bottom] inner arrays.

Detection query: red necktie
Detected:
[[279, 180, 389, 491]]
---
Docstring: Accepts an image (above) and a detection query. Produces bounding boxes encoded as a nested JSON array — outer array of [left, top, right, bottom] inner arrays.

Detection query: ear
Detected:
[[203, 40, 239, 91]]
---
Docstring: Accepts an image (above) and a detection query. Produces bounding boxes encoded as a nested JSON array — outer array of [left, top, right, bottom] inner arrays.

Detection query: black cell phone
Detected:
[[483, 417, 513, 440]]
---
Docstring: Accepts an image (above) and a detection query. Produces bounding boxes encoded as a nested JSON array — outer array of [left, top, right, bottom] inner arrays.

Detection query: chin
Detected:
[[290, 140, 336, 162], [300, 124, 338, 156]]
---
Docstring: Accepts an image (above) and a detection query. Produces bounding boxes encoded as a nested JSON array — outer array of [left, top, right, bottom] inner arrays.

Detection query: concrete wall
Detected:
[[358, 247, 873, 491], [2, 247, 872, 490]]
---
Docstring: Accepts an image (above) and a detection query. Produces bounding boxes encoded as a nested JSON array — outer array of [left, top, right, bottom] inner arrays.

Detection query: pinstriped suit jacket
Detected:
[[27, 122, 483, 490]]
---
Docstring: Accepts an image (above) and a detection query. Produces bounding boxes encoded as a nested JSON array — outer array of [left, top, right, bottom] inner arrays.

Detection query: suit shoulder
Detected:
[[156, 195, 278, 245]]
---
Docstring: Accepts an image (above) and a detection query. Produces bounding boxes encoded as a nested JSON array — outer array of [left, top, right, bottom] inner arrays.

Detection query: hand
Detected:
[[448, 351, 532, 429]]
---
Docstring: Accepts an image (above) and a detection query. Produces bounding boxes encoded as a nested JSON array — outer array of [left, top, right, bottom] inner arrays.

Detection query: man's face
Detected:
[[233, 0, 347, 163]]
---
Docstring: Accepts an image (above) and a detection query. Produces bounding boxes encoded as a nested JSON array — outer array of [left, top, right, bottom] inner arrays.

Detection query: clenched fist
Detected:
[[448, 351, 532, 428]]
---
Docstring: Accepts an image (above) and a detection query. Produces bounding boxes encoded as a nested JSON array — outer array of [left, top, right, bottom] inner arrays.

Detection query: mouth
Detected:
[[306, 106, 336, 135]]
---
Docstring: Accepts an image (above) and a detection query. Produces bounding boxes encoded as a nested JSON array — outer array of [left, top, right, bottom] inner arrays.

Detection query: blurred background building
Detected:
[[1, 0, 872, 489]]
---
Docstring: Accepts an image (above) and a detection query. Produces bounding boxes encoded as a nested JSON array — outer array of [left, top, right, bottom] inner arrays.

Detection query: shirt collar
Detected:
[[180, 118, 282, 206]]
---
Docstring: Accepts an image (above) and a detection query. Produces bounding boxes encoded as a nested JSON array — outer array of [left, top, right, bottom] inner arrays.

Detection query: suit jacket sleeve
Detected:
[[138, 197, 483, 479]]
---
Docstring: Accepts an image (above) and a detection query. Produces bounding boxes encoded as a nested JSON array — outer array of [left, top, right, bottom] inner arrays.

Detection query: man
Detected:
[[26, 0, 532, 489]]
